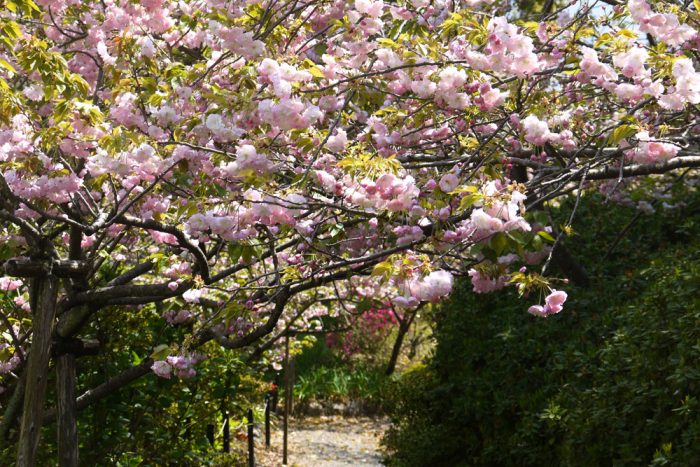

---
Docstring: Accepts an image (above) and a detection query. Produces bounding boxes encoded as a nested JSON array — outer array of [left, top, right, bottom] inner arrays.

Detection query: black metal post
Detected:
[[283, 336, 290, 465], [206, 423, 214, 446], [265, 393, 271, 449], [247, 408, 255, 467], [271, 387, 278, 415], [222, 409, 230, 453]]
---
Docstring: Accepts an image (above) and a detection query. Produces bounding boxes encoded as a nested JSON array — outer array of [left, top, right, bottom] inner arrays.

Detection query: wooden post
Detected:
[[56, 353, 78, 467], [282, 336, 289, 466], [17, 276, 59, 467], [247, 408, 255, 467]]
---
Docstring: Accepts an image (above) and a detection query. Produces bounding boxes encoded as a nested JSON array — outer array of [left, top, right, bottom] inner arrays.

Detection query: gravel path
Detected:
[[256, 416, 388, 467]]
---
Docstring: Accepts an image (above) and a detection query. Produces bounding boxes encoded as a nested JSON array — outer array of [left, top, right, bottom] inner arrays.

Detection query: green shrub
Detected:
[[384, 192, 700, 466]]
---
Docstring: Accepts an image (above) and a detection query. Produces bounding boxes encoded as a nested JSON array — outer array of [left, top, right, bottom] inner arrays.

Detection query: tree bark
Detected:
[[0, 374, 25, 443], [552, 243, 591, 288], [385, 311, 416, 376], [56, 353, 78, 467], [17, 276, 59, 467]]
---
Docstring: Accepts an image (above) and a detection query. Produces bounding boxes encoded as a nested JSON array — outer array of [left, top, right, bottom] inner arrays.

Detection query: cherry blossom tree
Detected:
[[1, 0, 699, 464]]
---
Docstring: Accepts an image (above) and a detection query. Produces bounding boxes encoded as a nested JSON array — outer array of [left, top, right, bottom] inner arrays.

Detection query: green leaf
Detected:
[[531, 210, 549, 227], [227, 243, 243, 264], [376, 38, 397, 48], [0, 58, 15, 74], [372, 261, 393, 277], [506, 231, 528, 246], [2, 21, 22, 40], [131, 351, 143, 365], [241, 245, 254, 264], [609, 124, 638, 145], [537, 230, 556, 243], [490, 232, 508, 255], [459, 193, 482, 211], [150, 344, 170, 361], [329, 223, 344, 238], [307, 65, 325, 79]]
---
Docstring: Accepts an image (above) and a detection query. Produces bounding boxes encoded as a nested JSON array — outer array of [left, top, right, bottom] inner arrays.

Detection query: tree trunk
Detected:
[[385, 312, 416, 376], [552, 243, 591, 288], [56, 353, 78, 467], [17, 276, 59, 467]]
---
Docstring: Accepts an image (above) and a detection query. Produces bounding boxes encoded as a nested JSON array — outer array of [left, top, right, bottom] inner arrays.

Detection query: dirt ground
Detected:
[[255, 416, 388, 467]]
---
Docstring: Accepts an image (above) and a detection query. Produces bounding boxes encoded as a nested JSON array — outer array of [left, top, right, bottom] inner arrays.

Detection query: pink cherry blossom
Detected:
[[438, 173, 459, 192], [626, 131, 679, 164], [528, 290, 568, 317], [522, 115, 552, 145], [628, 0, 696, 47], [579, 47, 617, 83], [468, 269, 507, 293], [613, 47, 649, 79], [151, 360, 172, 378], [326, 129, 348, 153], [0, 277, 23, 292], [409, 270, 454, 302]]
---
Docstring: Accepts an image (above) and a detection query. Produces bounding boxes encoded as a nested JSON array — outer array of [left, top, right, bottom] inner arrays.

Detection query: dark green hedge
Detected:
[[384, 191, 700, 466]]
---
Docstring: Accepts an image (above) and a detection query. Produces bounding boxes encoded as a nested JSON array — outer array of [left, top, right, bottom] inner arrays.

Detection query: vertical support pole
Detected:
[[264, 393, 271, 449], [206, 424, 214, 446], [56, 353, 78, 467], [271, 386, 278, 415], [222, 372, 231, 453], [247, 408, 255, 467], [222, 409, 230, 453], [288, 357, 295, 415], [283, 336, 290, 465], [17, 275, 59, 467], [185, 416, 192, 440]]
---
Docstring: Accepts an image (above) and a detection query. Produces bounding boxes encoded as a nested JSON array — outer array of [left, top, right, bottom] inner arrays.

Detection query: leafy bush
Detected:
[[295, 365, 388, 410], [292, 322, 395, 412], [383, 192, 700, 466], [326, 308, 399, 360], [0, 310, 271, 466]]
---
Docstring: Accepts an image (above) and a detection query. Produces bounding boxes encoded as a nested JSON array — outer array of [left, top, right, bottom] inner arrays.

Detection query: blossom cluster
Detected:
[[151, 353, 206, 379], [528, 290, 568, 318], [1, 0, 699, 389]]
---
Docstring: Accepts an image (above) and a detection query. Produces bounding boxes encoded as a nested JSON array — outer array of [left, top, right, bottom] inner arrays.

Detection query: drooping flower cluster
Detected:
[[528, 290, 568, 318]]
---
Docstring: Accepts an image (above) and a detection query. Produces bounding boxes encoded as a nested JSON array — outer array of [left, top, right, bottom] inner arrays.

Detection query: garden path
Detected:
[[257, 416, 388, 466]]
